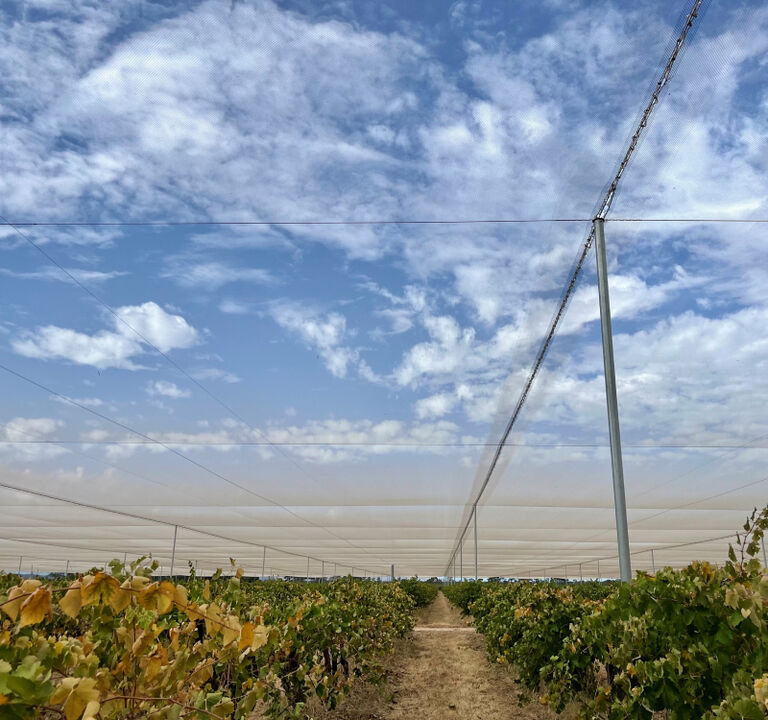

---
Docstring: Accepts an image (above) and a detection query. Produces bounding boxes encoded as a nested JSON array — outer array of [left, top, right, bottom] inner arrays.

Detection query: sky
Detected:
[[0, 0, 767, 577]]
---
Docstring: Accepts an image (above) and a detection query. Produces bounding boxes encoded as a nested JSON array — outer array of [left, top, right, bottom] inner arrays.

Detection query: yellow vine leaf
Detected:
[[189, 659, 214, 685], [50, 678, 100, 720], [0, 694, 8, 705], [80, 573, 120, 607], [202, 580, 211, 601], [202, 603, 224, 636], [221, 615, 242, 646], [1, 580, 42, 621], [1, 587, 25, 622], [252, 624, 269, 650], [143, 645, 168, 682], [235, 567, 244, 579], [184, 602, 205, 622], [131, 626, 160, 657], [238, 622, 254, 652], [105, 579, 132, 614], [138, 581, 176, 615], [173, 583, 188, 609], [129, 575, 151, 591], [239, 622, 270, 653], [60, 582, 83, 618], [19, 586, 52, 627]]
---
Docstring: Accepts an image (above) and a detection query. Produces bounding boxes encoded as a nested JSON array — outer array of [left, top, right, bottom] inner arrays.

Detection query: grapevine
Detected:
[[0, 559, 416, 719], [445, 506, 768, 718]]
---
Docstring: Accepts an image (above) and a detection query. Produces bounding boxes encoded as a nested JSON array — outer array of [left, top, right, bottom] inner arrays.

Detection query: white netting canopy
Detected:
[[0, 0, 766, 578]]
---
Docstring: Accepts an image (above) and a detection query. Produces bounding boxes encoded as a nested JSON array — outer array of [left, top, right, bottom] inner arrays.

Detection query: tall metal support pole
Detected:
[[460, 542, 463, 581], [579, 564, 583, 582], [306, 557, 310, 579], [321, 560, 325, 582], [762, 538, 767, 569], [391, 564, 395, 581], [18, 556, 22, 575], [169, 525, 178, 578], [473, 506, 478, 581], [651, 549, 656, 572], [262, 547, 266, 578], [594, 218, 632, 583]]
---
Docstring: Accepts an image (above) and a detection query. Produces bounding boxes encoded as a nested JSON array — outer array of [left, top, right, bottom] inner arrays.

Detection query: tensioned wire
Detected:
[[0, 536, 357, 578], [507, 468, 768, 578], [513, 531, 737, 580], [0, 479, 378, 575], [445, 0, 709, 574], [1, 1, 763, 576], [2, 217, 766, 227], [0, 362, 392, 575], [0, 214, 412, 572], [4, 439, 767, 449]]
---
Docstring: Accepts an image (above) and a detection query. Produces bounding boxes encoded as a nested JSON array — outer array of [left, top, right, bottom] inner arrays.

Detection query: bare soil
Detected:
[[313, 591, 564, 720]]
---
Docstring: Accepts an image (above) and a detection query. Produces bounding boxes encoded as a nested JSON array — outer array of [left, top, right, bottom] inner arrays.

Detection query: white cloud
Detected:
[[114, 302, 198, 353], [0, 267, 127, 283], [12, 326, 143, 370], [191, 367, 241, 383], [3, 417, 63, 442], [262, 417, 461, 463], [394, 314, 475, 387], [519, 304, 768, 448], [1, 2, 766, 472], [415, 392, 457, 419], [162, 261, 275, 290], [1, 417, 67, 460], [146, 380, 191, 399], [13, 301, 199, 369], [270, 303, 359, 378], [51, 395, 104, 408], [218, 299, 252, 314]]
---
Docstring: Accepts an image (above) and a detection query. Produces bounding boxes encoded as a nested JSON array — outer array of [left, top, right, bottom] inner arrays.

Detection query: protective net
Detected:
[[1, 0, 766, 578]]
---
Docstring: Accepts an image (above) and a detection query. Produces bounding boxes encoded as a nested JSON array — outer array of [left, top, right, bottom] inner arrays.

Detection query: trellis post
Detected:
[[169, 525, 178, 578], [594, 218, 632, 583], [473, 506, 478, 581]]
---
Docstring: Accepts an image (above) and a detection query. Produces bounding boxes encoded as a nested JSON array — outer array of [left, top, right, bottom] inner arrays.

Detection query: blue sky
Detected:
[[0, 0, 767, 576]]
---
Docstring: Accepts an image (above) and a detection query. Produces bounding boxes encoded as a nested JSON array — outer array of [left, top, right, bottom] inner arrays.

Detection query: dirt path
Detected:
[[318, 591, 560, 720]]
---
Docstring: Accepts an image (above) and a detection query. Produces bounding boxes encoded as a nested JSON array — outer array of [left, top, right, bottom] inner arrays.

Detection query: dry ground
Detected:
[[312, 591, 565, 720]]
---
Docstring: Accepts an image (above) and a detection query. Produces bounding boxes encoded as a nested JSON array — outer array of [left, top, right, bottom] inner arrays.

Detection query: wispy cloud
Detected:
[[146, 380, 191, 399], [270, 302, 360, 379], [0, 267, 127, 283], [161, 261, 276, 290]]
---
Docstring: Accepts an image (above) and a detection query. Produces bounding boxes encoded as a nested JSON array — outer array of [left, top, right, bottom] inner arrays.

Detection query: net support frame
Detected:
[[594, 218, 632, 582]]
